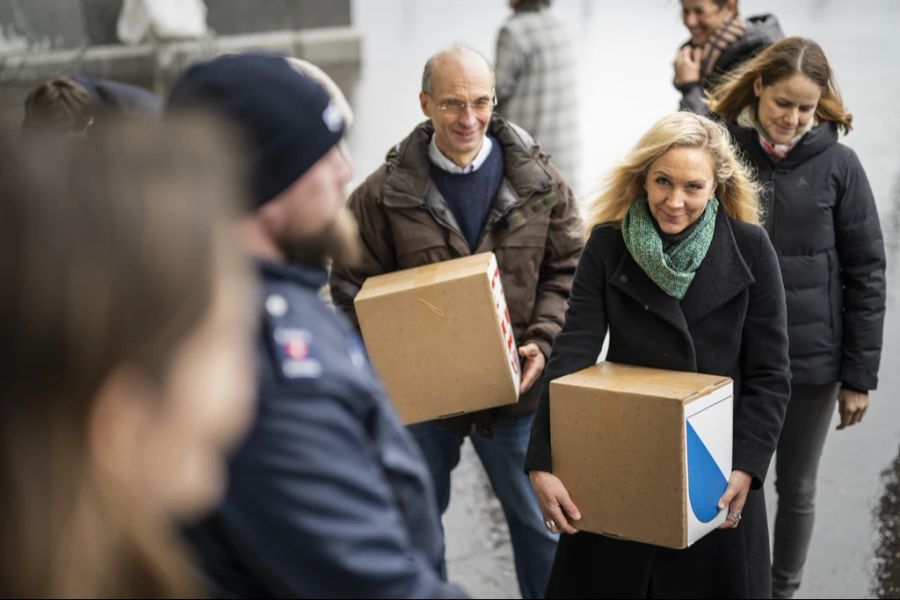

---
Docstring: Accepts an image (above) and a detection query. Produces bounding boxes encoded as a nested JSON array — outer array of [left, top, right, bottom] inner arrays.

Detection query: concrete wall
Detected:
[[0, 0, 88, 50], [206, 0, 351, 35], [0, 0, 352, 50], [0, 0, 359, 83]]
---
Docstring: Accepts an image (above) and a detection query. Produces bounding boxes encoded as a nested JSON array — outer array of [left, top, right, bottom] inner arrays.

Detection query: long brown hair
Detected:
[[586, 111, 760, 233], [708, 36, 853, 134], [0, 116, 245, 597]]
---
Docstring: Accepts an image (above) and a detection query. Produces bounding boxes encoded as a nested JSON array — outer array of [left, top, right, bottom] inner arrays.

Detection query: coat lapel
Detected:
[[680, 210, 755, 327], [610, 250, 689, 335]]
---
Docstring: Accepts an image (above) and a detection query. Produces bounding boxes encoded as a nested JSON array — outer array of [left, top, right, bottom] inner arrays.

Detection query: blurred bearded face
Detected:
[[282, 207, 360, 268], [259, 145, 360, 268]]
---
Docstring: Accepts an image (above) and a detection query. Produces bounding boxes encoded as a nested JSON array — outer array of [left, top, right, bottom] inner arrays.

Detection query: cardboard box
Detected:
[[550, 361, 733, 549], [354, 252, 520, 424]]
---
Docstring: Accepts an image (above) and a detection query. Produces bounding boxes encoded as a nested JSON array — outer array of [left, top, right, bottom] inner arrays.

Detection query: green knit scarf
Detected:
[[622, 197, 719, 300]]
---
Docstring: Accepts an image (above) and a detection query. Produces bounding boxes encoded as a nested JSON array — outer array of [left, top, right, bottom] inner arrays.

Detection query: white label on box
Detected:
[[684, 382, 733, 546], [487, 254, 521, 391]]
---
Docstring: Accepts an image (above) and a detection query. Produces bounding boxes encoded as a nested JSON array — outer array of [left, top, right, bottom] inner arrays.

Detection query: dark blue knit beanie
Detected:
[[167, 53, 345, 207]]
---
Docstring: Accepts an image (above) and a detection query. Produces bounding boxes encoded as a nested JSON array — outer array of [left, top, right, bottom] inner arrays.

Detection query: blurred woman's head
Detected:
[[680, 0, 737, 46], [586, 111, 759, 233], [0, 117, 256, 596], [22, 75, 95, 135], [708, 37, 853, 138]]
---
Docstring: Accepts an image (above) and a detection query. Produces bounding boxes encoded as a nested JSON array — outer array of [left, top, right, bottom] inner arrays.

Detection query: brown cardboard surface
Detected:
[[550, 362, 731, 549], [355, 254, 490, 297], [354, 253, 519, 424]]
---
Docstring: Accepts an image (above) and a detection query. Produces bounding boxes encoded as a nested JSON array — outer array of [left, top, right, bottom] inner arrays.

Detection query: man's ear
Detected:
[[419, 91, 431, 118]]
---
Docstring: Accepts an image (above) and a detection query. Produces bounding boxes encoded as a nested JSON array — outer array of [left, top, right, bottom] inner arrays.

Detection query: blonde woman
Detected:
[[0, 119, 255, 597], [525, 111, 791, 598]]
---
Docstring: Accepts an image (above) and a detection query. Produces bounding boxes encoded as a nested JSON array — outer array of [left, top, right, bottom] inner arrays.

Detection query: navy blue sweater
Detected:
[[429, 138, 505, 250]]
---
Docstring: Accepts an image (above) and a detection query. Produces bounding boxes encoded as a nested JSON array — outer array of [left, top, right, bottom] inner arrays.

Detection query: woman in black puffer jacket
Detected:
[[709, 37, 887, 599]]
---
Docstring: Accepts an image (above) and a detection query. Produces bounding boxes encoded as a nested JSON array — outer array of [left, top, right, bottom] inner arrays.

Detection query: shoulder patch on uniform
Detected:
[[273, 326, 322, 379]]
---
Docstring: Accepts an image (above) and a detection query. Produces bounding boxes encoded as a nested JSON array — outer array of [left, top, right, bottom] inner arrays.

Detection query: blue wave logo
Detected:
[[686, 421, 728, 523]]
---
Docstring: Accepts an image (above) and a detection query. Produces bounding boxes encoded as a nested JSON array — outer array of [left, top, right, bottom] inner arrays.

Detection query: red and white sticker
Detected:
[[488, 254, 521, 390]]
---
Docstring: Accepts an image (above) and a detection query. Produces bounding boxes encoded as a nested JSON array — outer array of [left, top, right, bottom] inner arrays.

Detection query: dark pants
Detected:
[[408, 413, 557, 599], [771, 382, 840, 599]]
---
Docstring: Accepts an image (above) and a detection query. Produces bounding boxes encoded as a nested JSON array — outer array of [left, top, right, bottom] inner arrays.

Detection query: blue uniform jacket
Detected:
[[187, 259, 466, 598], [72, 74, 161, 117]]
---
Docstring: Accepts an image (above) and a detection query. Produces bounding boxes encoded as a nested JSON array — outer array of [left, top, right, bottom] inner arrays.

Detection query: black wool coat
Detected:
[[728, 121, 886, 391], [525, 209, 792, 598]]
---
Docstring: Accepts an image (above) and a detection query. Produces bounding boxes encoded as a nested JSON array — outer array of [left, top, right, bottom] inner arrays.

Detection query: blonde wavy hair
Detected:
[[585, 111, 760, 234]]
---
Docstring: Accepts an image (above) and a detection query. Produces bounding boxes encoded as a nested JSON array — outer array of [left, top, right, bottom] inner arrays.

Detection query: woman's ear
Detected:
[[753, 75, 763, 98], [710, 181, 718, 200], [87, 366, 156, 497]]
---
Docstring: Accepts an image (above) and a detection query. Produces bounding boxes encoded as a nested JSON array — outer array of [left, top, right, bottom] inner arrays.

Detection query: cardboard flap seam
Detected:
[[669, 381, 731, 404], [416, 298, 445, 318]]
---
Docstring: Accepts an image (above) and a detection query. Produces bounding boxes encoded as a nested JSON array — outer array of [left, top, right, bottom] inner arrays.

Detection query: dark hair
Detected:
[[708, 36, 853, 134], [0, 116, 244, 597], [512, 0, 551, 11], [22, 75, 94, 133], [681, 0, 736, 10]]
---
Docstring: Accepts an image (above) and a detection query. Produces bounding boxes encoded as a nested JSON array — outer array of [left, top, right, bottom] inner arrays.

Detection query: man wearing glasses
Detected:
[[330, 45, 582, 599]]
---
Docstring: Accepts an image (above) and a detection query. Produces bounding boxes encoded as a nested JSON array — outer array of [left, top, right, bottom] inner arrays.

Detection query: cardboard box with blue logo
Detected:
[[354, 252, 520, 424], [550, 361, 733, 549]]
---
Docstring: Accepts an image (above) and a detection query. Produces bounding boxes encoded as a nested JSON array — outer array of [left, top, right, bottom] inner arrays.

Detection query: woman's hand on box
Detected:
[[717, 469, 752, 529], [529, 470, 580, 534], [518, 343, 546, 394]]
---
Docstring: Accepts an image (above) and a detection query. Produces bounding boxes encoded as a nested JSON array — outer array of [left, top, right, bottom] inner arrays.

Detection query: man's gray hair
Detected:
[[421, 45, 495, 95]]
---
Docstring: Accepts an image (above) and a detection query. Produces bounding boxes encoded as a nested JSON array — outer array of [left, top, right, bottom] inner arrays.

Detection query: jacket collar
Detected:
[[610, 241, 689, 335], [255, 256, 328, 290], [381, 115, 553, 208], [679, 208, 755, 326], [680, 14, 783, 59], [610, 208, 755, 332], [428, 132, 495, 173], [730, 120, 838, 170]]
